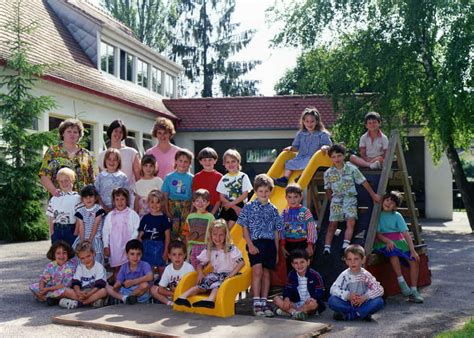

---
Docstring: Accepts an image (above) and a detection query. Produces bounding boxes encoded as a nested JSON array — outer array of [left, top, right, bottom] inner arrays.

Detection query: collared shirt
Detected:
[[324, 162, 366, 198], [46, 191, 81, 224], [359, 131, 389, 159], [237, 199, 283, 240]]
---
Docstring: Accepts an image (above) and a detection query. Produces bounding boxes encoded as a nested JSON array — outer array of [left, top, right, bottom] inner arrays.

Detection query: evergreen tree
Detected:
[[0, 0, 56, 241]]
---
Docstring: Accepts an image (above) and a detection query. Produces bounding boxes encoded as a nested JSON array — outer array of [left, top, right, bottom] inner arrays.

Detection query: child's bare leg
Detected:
[[344, 218, 356, 242], [273, 296, 293, 314], [150, 285, 171, 304], [261, 268, 271, 299], [297, 298, 318, 313], [62, 287, 80, 300], [251, 263, 263, 298], [349, 155, 371, 168], [131, 282, 150, 297], [324, 221, 338, 245], [177, 286, 203, 299], [283, 170, 291, 178], [203, 288, 219, 302], [105, 284, 124, 301], [83, 288, 107, 305], [408, 260, 420, 287], [389, 256, 403, 277]]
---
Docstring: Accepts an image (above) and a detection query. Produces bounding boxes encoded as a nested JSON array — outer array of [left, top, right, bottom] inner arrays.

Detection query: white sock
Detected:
[[122, 295, 128, 302], [253, 297, 261, 306], [261, 298, 267, 306], [411, 286, 417, 292], [342, 240, 350, 249], [324, 245, 331, 251], [397, 276, 405, 283]]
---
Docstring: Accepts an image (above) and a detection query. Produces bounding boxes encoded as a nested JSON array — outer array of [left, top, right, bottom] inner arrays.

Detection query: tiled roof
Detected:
[[0, 0, 177, 120], [163, 95, 337, 131]]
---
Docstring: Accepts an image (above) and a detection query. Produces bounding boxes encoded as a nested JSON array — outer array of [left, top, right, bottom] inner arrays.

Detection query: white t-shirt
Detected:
[[73, 262, 106, 289], [134, 177, 163, 197], [216, 172, 253, 202], [197, 245, 243, 274], [46, 191, 81, 224], [359, 131, 389, 159], [98, 146, 138, 185], [158, 262, 195, 289]]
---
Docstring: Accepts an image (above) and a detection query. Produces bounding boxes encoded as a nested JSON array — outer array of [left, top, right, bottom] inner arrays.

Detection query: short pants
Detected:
[[329, 195, 358, 222], [247, 239, 277, 270]]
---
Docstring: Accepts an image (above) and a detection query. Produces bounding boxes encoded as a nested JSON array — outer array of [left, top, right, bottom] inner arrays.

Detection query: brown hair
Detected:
[[58, 118, 84, 141], [112, 187, 130, 207], [140, 154, 157, 176], [365, 111, 381, 123], [151, 117, 176, 138], [344, 244, 366, 259], [299, 107, 329, 134], [254, 173, 274, 191], [107, 120, 128, 141], [383, 191, 402, 207], [175, 148, 194, 162], [47, 240, 74, 261], [286, 183, 303, 196], [103, 148, 122, 170], [328, 143, 346, 157], [197, 147, 218, 161], [168, 240, 187, 255], [193, 188, 210, 202]]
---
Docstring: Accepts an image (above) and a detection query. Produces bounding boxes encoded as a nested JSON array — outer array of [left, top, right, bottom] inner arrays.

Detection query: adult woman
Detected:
[[97, 120, 140, 186], [39, 118, 95, 196], [145, 117, 181, 179]]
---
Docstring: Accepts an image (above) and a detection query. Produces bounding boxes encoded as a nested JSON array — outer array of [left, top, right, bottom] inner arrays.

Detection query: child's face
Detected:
[[175, 155, 191, 173], [82, 195, 96, 208], [223, 156, 239, 173], [142, 162, 156, 177], [211, 227, 226, 248], [57, 175, 73, 192], [330, 152, 345, 167], [111, 127, 124, 143], [291, 257, 310, 276], [199, 157, 217, 171], [286, 192, 303, 208], [303, 115, 318, 131], [106, 153, 119, 172], [365, 118, 381, 132], [193, 197, 209, 213], [255, 186, 272, 204], [54, 247, 69, 266], [382, 197, 397, 212], [345, 252, 365, 273], [127, 248, 142, 266], [114, 194, 128, 211], [168, 247, 185, 268], [148, 197, 162, 214], [78, 250, 95, 268]]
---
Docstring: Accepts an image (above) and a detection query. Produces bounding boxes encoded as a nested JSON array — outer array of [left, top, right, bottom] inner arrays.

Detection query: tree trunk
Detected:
[[445, 139, 474, 231]]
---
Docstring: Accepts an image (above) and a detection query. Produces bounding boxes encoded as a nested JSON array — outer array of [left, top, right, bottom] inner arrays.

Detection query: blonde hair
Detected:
[[103, 148, 122, 170], [205, 219, 232, 261], [147, 189, 166, 204], [222, 149, 242, 170], [75, 240, 95, 256], [58, 118, 84, 141], [56, 167, 76, 182]]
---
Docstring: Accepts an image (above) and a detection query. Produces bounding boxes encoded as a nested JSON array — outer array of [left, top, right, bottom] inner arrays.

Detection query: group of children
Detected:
[[31, 108, 424, 321]]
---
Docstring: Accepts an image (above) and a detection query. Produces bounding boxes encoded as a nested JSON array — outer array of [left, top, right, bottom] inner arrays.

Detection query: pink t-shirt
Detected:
[[145, 144, 181, 179]]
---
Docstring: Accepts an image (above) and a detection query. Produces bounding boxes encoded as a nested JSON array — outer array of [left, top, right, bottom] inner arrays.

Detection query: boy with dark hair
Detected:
[[350, 112, 389, 170], [106, 239, 153, 305], [238, 174, 283, 317], [329, 244, 384, 321], [150, 240, 194, 306], [273, 249, 325, 321], [192, 147, 223, 216], [323, 144, 380, 255]]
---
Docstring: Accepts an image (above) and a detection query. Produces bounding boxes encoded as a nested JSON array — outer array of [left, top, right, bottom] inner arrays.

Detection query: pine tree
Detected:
[[0, 0, 56, 241]]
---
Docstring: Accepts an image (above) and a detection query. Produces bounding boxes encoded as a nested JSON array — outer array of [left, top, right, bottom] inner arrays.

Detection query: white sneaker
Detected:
[[92, 298, 105, 308], [59, 298, 78, 309], [369, 161, 382, 169]]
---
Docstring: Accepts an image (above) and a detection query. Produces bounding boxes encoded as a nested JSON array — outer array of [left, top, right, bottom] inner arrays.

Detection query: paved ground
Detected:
[[1, 212, 473, 337]]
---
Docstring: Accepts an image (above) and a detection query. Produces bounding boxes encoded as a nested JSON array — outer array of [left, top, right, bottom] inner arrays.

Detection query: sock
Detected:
[[253, 297, 261, 306], [410, 286, 417, 292], [261, 298, 267, 306], [342, 240, 350, 249], [167, 300, 173, 306], [397, 276, 405, 283], [122, 295, 128, 302], [324, 245, 331, 252]]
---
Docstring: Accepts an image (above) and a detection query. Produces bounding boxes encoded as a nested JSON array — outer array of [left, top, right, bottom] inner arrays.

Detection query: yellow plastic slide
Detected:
[[173, 150, 332, 317]]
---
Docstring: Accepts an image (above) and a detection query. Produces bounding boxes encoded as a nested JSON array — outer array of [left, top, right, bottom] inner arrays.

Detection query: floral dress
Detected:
[[30, 260, 75, 299]]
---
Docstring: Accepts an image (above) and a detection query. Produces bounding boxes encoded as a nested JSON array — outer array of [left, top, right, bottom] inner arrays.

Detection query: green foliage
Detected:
[[436, 318, 474, 338], [0, 0, 57, 241]]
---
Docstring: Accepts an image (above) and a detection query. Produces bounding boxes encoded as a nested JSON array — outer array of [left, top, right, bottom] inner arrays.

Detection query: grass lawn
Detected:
[[437, 319, 474, 338]]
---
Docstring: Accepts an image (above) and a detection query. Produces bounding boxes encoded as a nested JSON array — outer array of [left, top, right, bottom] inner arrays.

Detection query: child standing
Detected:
[[192, 147, 223, 216], [59, 241, 107, 309], [47, 167, 81, 246], [280, 184, 317, 272], [106, 239, 153, 304], [350, 112, 389, 170], [374, 191, 424, 303], [151, 240, 195, 306], [238, 174, 284, 317], [274, 107, 332, 187], [217, 149, 253, 229], [138, 190, 171, 272], [329, 245, 384, 321], [175, 219, 244, 309], [95, 148, 129, 213], [30, 240, 76, 306], [103, 188, 140, 278], [72, 185, 106, 265], [184, 189, 215, 269], [162, 149, 194, 240], [134, 154, 163, 218], [273, 249, 325, 321], [323, 144, 381, 255]]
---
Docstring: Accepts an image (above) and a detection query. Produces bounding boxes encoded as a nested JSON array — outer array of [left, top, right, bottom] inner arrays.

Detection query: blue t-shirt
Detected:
[[237, 199, 284, 240], [162, 171, 193, 201], [138, 214, 172, 241], [378, 211, 408, 233], [117, 260, 152, 286]]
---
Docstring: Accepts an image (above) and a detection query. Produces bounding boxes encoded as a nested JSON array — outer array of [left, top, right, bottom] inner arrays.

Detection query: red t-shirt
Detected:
[[192, 170, 223, 206]]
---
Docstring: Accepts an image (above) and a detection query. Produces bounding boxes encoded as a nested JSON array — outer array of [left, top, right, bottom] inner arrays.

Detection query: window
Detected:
[[151, 67, 162, 94], [143, 133, 153, 151], [119, 50, 133, 82], [246, 149, 278, 163], [137, 59, 148, 88], [100, 41, 115, 75], [165, 73, 175, 97]]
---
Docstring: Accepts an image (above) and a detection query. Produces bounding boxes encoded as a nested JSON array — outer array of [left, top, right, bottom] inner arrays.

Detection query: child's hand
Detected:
[[321, 145, 330, 153], [283, 146, 292, 152], [248, 244, 259, 255], [386, 240, 395, 251], [281, 298, 292, 311], [197, 271, 204, 284], [123, 280, 134, 288], [104, 247, 110, 257], [411, 250, 420, 262], [306, 245, 314, 257], [281, 247, 289, 258], [372, 194, 381, 204]]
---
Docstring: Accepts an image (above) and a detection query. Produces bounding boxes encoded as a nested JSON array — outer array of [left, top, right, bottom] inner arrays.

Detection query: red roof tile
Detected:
[[163, 95, 338, 131]]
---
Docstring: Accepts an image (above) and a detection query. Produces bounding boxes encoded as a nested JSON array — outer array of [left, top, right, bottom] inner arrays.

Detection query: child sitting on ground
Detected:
[[30, 240, 76, 306], [134, 154, 163, 218], [59, 241, 107, 309], [106, 239, 153, 305], [175, 219, 244, 309], [374, 191, 424, 303], [151, 240, 195, 306], [323, 144, 380, 255], [329, 245, 384, 321], [280, 184, 317, 272], [192, 147, 223, 216], [217, 149, 253, 229], [184, 189, 215, 269], [47, 167, 81, 246], [349, 112, 389, 170], [238, 174, 284, 317], [273, 249, 325, 321]]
